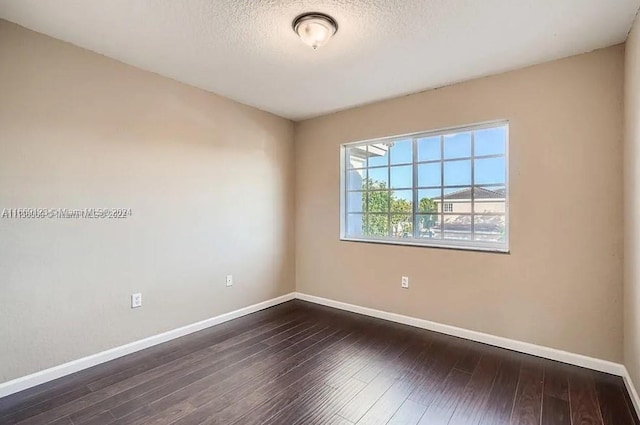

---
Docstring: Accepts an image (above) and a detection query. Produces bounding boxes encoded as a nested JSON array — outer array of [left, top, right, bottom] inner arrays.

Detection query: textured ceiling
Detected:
[[1, 0, 639, 120]]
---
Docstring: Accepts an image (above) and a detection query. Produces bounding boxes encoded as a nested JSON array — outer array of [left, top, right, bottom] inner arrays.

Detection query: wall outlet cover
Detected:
[[401, 276, 409, 289]]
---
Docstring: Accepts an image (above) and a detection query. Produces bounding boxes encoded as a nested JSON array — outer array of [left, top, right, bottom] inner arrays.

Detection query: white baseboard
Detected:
[[294, 292, 626, 377], [2, 289, 638, 420], [622, 368, 640, 419], [0, 292, 296, 399]]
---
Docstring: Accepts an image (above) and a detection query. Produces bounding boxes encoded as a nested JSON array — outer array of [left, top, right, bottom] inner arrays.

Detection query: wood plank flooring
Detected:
[[1, 300, 638, 425]]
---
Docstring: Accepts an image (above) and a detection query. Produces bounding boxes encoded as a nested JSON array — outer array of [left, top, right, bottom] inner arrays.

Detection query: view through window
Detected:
[[341, 121, 508, 251]]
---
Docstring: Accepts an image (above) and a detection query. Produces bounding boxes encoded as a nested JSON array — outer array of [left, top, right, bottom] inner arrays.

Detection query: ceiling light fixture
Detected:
[[292, 13, 338, 50]]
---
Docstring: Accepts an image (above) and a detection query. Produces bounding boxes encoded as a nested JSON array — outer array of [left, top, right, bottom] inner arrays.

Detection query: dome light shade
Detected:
[[293, 13, 338, 50]]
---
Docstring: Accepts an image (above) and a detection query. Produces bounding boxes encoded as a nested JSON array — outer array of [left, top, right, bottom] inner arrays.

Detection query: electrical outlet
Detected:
[[401, 276, 409, 289], [226, 275, 233, 287], [131, 293, 142, 308]]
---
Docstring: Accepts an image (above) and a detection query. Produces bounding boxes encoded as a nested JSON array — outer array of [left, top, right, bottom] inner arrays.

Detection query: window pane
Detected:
[[474, 215, 506, 242], [367, 144, 389, 167], [346, 214, 365, 237], [418, 189, 440, 213], [417, 214, 441, 239], [367, 167, 388, 189], [443, 187, 472, 214], [474, 186, 506, 214], [418, 163, 441, 187], [443, 215, 472, 240], [444, 132, 471, 159], [475, 157, 506, 185], [444, 160, 471, 186], [390, 165, 412, 189], [417, 136, 440, 162], [347, 169, 366, 190], [390, 139, 412, 165], [391, 190, 412, 213], [475, 126, 506, 156], [366, 191, 389, 212], [346, 146, 368, 169], [365, 214, 389, 237], [346, 191, 364, 213], [391, 214, 413, 238]]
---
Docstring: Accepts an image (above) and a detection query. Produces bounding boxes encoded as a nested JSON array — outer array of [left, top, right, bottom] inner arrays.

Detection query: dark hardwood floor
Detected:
[[1, 300, 638, 425]]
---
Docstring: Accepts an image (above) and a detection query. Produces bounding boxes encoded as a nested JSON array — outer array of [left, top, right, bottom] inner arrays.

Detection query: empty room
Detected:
[[2, 0, 640, 424]]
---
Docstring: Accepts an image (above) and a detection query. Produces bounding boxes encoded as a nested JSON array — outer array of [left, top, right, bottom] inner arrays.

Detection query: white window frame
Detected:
[[339, 120, 509, 253]]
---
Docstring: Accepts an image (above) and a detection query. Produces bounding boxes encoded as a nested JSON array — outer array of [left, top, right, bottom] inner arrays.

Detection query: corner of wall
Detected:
[[624, 8, 640, 403]]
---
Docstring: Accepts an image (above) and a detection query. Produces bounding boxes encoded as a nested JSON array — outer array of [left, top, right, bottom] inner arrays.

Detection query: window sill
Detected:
[[340, 236, 510, 254]]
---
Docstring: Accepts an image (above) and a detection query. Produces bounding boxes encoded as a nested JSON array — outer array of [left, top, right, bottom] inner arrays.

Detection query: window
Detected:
[[340, 121, 508, 252]]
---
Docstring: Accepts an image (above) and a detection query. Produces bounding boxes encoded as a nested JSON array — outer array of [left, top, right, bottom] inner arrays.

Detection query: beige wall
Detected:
[[295, 46, 625, 362], [625, 14, 640, 392], [0, 20, 295, 382]]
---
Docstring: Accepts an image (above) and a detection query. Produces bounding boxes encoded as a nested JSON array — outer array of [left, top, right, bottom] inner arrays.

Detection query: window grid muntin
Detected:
[[387, 153, 391, 236], [439, 135, 445, 238], [342, 121, 508, 251], [470, 131, 475, 240], [412, 137, 419, 238]]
